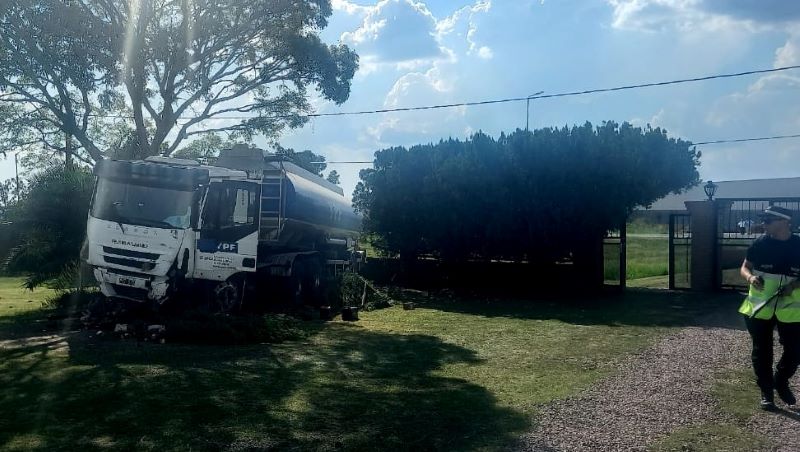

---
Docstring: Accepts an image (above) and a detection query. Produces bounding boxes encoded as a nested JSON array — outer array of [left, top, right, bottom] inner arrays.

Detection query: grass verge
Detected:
[[0, 277, 736, 451], [648, 423, 772, 452], [648, 368, 775, 452]]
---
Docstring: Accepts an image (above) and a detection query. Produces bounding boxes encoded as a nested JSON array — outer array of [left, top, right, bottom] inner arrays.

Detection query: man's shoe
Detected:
[[761, 391, 777, 411], [775, 380, 797, 406]]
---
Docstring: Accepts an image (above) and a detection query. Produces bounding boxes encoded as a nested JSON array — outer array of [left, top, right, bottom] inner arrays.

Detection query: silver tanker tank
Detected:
[[216, 145, 361, 253]]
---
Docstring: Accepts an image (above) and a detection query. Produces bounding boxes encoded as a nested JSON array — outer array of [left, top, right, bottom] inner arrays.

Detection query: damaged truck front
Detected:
[[85, 158, 216, 303]]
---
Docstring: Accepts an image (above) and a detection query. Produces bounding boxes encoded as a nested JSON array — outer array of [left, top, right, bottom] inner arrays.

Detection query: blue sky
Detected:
[[3, 0, 800, 199]]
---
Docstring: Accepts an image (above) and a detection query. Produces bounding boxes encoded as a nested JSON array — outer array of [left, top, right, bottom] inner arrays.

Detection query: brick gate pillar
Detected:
[[685, 200, 720, 291]]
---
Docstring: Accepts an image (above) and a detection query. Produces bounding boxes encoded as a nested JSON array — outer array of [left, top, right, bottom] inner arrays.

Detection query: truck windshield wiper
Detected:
[[126, 217, 179, 230], [111, 202, 127, 234]]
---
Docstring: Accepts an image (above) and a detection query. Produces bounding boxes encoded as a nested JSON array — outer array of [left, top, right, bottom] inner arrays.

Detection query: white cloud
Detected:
[[332, 0, 372, 15], [775, 33, 800, 67], [436, 1, 493, 59], [341, 0, 444, 63], [707, 31, 800, 130], [606, 0, 785, 32], [384, 66, 453, 108], [607, 0, 696, 31], [339, 0, 494, 69], [360, 63, 469, 145]]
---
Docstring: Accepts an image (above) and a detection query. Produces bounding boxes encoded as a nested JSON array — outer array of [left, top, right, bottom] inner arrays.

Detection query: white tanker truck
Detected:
[[84, 145, 362, 311]]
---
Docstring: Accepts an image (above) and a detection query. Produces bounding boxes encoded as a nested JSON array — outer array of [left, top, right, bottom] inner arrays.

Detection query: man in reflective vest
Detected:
[[739, 205, 800, 411]]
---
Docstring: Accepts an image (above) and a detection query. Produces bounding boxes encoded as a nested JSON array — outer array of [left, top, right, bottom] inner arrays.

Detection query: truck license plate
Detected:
[[116, 276, 140, 287]]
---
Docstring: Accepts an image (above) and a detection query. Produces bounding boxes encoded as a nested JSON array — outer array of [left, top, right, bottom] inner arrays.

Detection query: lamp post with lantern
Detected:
[[704, 180, 717, 201]]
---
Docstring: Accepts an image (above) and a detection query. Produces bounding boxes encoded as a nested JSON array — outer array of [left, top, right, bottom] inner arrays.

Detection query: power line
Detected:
[[693, 133, 800, 146], [302, 64, 800, 119], [84, 64, 800, 121], [319, 132, 800, 165]]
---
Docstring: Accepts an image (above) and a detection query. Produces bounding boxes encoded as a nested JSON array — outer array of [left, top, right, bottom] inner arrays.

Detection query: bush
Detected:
[[338, 272, 392, 311], [47, 259, 96, 293], [4, 166, 93, 288]]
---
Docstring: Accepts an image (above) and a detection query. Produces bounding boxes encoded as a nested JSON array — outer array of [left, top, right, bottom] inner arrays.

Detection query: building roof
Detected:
[[645, 177, 800, 212]]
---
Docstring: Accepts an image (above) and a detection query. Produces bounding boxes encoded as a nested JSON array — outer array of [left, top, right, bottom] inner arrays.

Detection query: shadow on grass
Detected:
[[0, 321, 527, 451], [386, 287, 747, 330]]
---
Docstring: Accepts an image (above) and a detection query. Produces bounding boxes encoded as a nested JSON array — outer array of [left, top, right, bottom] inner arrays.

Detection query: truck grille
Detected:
[[103, 246, 159, 260], [103, 256, 156, 271]]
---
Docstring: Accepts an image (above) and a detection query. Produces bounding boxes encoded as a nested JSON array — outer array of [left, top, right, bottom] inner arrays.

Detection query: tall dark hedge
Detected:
[[353, 122, 700, 275]]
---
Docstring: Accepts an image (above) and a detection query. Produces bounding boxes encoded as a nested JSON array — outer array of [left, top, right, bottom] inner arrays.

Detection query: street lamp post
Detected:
[[703, 180, 717, 201], [526, 90, 544, 132]]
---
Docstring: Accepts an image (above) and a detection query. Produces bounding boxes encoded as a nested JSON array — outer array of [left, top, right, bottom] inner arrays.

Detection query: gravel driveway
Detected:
[[516, 300, 800, 451]]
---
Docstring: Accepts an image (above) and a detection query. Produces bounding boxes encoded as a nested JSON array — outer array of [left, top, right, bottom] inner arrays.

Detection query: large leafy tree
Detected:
[[0, 0, 358, 163], [354, 122, 701, 285]]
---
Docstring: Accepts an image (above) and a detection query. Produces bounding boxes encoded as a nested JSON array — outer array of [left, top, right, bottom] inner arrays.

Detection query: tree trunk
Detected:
[[65, 133, 73, 169]]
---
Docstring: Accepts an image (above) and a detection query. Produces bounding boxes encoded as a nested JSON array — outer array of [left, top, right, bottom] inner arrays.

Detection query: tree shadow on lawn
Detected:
[[390, 287, 747, 330], [0, 321, 528, 451]]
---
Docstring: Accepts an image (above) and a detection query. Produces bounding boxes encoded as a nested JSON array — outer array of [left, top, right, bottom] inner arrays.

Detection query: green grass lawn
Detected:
[[605, 235, 670, 283], [0, 277, 54, 315], [0, 277, 736, 451], [626, 236, 668, 280]]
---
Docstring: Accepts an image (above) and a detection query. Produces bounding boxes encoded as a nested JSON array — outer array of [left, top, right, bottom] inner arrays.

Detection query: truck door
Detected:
[[194, 181, 260, 281]]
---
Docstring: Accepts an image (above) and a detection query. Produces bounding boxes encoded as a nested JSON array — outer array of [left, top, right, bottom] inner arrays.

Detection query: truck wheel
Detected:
[[214, 278, 243, 313], [304, 258, 324, 306], [286, 259, 307, 306]]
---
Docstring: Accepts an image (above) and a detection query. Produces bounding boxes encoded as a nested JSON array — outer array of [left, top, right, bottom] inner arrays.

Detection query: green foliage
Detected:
[[0, 178, 15, 211], [172, 134, 237, 162], [326, 169, 340, 185], [47, 259, 96, 293], [275, 145, 328, 176], [0, 0, 358, 162], [354, 123, 699, 272], [339, 272, 392, 310], [4, 166, 93, 288]]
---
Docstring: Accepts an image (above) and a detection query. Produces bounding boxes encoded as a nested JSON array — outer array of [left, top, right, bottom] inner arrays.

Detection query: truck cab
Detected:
[[86, 156, 258, 305]]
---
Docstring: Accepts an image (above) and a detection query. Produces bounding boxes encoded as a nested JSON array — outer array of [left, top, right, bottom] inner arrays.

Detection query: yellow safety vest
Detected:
[[739, 270, 800, 322]]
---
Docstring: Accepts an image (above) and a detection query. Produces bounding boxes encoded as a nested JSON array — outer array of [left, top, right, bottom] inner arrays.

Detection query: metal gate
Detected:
[[604, 224, 627, 288], [668, 213, 691, 290], [717, 198, 800, 289]]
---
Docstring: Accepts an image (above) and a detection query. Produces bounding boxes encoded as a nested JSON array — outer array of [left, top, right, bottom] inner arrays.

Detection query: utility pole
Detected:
[[525, 91, 544, 132], [14, 151, 20, 203]]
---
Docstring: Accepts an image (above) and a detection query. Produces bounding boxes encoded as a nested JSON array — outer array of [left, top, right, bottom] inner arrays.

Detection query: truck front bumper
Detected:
[[94, 268, 170, 302]]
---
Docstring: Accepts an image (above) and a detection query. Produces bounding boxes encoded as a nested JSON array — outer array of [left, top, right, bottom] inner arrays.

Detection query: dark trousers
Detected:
[[744, 315, 800, 392]]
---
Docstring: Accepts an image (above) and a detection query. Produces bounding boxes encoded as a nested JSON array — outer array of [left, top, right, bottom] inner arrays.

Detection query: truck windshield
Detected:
[[91, 179, 196, 229]]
